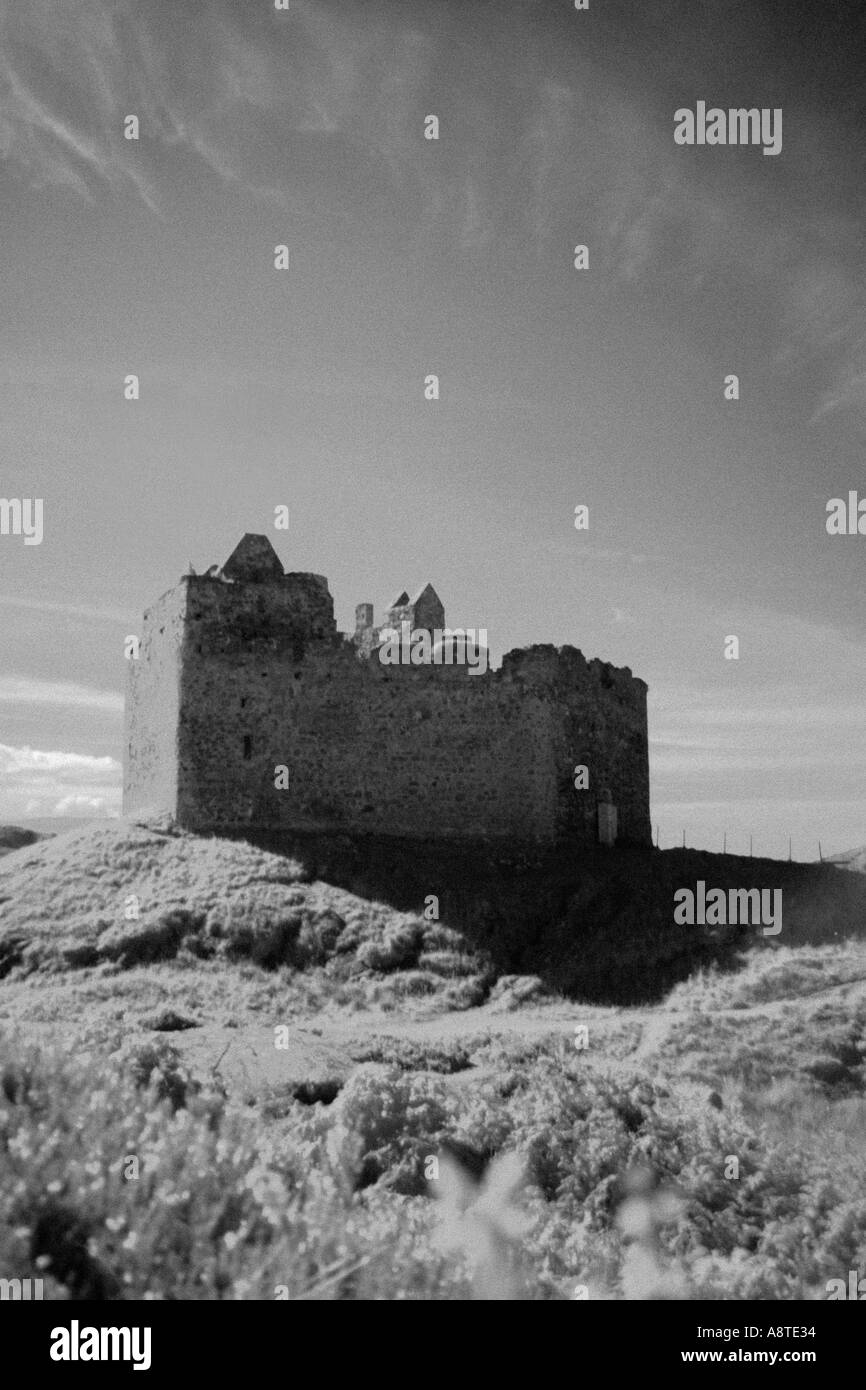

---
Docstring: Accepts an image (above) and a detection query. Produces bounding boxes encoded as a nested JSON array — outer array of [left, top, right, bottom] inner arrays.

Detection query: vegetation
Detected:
[[1, 825, 864, 1299]]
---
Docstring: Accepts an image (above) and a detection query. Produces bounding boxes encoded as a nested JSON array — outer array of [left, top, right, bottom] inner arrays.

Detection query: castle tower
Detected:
[[124, 535, 337, 824], [385, 583, 444, 635], [352, 583, 445, 657]]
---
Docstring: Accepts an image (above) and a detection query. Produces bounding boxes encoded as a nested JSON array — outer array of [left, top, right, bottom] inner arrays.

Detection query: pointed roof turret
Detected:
[[408, 582, 441, 607], [409, 582, 445, 631], [222, 534, 285, 582]]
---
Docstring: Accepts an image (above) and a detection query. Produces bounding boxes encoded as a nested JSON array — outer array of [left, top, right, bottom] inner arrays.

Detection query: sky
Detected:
[[1, 0, 865, 858]]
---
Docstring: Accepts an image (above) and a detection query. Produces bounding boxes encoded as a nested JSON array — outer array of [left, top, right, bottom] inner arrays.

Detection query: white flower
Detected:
[[434, 1149, 530, 1299]]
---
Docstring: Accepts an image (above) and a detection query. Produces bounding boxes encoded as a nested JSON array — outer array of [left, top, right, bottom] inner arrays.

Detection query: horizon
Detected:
[[4, 811, 862, 866]]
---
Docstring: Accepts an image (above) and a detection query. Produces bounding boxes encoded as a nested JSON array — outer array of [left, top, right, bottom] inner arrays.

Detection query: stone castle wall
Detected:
[[124, 541, 651, 848], [123, 584, 185, 819]]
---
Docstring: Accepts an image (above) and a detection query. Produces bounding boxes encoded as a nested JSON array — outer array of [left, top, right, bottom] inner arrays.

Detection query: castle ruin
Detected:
[[123, 534, 651, 848]]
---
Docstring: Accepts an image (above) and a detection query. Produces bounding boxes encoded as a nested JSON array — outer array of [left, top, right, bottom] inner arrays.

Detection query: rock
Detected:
[[143, 1009, 200, 1032], [0, 825, 41, 851]]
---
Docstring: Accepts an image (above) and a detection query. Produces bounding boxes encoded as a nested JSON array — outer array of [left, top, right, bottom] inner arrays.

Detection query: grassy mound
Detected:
[[0, 821, 489, 1002]]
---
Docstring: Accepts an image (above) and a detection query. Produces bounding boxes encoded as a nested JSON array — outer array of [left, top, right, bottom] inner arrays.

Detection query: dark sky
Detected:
[[1, 0, 865, 855]]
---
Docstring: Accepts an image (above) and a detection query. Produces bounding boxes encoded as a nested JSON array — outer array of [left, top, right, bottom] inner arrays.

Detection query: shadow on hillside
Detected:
[[229, 830, 866, 1005]]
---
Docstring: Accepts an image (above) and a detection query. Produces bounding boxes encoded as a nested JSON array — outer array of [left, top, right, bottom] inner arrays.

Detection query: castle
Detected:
[[123, 534, 651, 849]]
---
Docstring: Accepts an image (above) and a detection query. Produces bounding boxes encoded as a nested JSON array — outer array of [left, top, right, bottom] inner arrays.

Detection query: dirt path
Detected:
[[172, 968, 866, 1095], [5, 968, 865, 1099]]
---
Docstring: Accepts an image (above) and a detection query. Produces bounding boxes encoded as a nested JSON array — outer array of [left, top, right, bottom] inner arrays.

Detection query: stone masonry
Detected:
[[123, 534, 651, 848]]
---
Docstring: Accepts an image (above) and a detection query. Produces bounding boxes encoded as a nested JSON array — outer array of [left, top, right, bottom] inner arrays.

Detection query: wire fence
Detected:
[[654, 826, 836, 863]]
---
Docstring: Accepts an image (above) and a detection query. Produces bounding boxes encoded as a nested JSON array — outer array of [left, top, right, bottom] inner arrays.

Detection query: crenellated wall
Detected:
[[123, 537, 651, 848]]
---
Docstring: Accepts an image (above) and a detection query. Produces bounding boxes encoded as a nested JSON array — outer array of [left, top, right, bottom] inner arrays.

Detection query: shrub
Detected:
[[356, 921, 423, 973]]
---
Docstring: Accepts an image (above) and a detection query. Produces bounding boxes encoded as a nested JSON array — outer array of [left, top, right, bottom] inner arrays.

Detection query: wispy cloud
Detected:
[[0, 594, 137, 623], [0, 0, 284, 211], [2, 0, 864, 437], [652, 747, 866, 775], [652, 700, 866, 731], [0, 676, 123, 713], [0, 2, 162, 210]]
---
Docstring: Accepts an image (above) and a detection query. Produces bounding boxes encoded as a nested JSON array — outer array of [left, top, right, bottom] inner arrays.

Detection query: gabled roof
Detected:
[[387, 590, 410, 608], [408, 582, 441, 607], [222, 534, 285, 582]]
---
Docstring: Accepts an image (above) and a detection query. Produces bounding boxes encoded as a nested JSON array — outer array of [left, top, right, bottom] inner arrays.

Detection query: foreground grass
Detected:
[[2, 963, 865, 1300], [2, 824, 865, 1299]]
